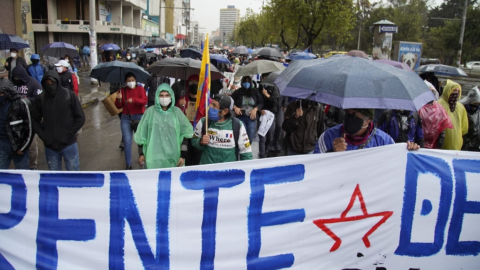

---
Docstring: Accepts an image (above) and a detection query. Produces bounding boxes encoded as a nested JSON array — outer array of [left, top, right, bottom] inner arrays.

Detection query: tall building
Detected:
[[219, 5, 240, 45], [26, 0, 151, 53], [190, 21, 199, 45]]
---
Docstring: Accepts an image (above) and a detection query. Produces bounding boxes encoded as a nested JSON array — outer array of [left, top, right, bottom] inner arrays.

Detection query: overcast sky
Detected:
[[190, 0, 445, 34]]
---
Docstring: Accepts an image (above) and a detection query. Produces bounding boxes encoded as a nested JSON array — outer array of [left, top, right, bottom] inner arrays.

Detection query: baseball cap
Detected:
[[54, 60, 69, 67], [214, 94, 233, 110]]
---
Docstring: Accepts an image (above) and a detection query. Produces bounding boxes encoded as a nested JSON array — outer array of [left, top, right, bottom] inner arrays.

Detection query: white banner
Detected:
[[0, 144, 479, 269]]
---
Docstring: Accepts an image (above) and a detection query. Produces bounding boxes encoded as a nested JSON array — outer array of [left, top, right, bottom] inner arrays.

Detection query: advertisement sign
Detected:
[[98, 1, 111, 22], [1, 145, 479, 269], [396, 41, 423, 70]]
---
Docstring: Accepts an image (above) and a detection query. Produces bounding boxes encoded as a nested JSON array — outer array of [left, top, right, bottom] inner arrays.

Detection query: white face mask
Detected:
[[127, 81, 136, 89], [127, 56, 131, 60], [10, 52, 17, 58], [159, 97, 171, 107], [56, 66, 64, 73], [65, 59, 69, 63]]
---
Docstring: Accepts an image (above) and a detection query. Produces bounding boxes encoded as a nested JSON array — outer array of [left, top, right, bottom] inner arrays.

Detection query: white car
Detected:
[[466, 61, 480, 70]]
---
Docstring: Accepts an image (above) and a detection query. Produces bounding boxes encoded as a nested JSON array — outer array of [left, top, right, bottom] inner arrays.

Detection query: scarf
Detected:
[[448, 92, 459, 112], [341, 122, 374, 146]]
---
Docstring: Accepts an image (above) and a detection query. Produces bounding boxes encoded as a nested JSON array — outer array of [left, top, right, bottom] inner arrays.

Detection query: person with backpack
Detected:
[[377, 109, 425, 148], [32, 71, 85, 171], [134, 83, 193, 169], [192, 94, 253, 164], [82, 45, 91, 67]]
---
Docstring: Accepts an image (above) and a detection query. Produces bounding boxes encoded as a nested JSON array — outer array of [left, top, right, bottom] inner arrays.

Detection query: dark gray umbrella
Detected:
[[144, 38, 174, 48], [90, 61, 151, 83], [41, 42, 79, 58], [275, 56, 435, 111], [254, 47, 285, 59], [416, 64, 468, 77], [234, 60, 286, 77], [180, 48, 202, 59], [232, 46, 249, 55], [146, 58, 225, 80], [0, 34, 29, 50], [261, 71, 282, 86]]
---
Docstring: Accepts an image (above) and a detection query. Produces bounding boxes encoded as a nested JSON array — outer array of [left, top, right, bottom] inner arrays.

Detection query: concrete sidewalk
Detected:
[[76, 69, 110, 108]]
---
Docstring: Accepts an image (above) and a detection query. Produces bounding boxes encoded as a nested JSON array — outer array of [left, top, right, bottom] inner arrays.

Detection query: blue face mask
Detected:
[[242, 82, 250, 89], [208, 108, 221, 122]]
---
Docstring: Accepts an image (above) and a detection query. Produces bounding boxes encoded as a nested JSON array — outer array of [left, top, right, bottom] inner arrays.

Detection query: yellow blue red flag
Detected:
[[193, 34, 210, 128]]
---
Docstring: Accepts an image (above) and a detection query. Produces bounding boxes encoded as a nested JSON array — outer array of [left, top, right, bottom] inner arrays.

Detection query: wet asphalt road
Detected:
[[31, 68, 479, 171]]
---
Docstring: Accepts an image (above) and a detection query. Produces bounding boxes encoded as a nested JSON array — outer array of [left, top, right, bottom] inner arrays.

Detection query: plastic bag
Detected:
[[419, 102, 454, 149]]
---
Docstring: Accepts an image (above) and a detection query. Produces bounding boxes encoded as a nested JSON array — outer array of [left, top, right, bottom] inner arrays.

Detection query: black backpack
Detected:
[[201, 117, 242, 160]]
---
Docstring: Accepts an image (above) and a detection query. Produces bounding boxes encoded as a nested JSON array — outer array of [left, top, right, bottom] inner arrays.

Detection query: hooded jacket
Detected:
[[175, 75, 198, 124], [27, 54, 48, 83], [231, 77, 264, 113], [438, 79, 468, 150], [32, 71, 85, 151], [0, 78, 34, 152], [12, 66, 43, 103], [5, 55, 30, 79], [460, 86, 480, 151], [134, 83, 193, 169]]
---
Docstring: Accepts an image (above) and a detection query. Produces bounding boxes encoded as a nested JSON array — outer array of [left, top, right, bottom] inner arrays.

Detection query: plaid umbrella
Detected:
[[275, 56, 435, 111], [0, 34, 30, 50]]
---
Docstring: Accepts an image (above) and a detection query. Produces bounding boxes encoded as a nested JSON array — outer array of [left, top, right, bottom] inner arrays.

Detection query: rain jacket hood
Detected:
[[460, 86, 480, 105], [438, 79, 468, 150], [135, 83, 194, 169], [0, 78, 20, 101], [12, 65, 31, 84]]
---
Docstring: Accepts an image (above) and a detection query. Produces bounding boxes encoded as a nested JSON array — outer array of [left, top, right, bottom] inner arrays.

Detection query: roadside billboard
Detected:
[[394, 41, 422, 70]]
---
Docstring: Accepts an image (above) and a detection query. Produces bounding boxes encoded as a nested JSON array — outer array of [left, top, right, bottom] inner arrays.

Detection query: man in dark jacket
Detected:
[[54, 60, 79, 96], [283, 99, 325, 155], [12, 66, 43, 170], [258, 74, 279, 158], [32, 71, 85, 171], [0, 78, 34, 169], [4, 48, 30, 80]]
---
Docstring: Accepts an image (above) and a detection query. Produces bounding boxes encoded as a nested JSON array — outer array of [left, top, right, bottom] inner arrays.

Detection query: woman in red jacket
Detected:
[[115, 72, 148, 169]]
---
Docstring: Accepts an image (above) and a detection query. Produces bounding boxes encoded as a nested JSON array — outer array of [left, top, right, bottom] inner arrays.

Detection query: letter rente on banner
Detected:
[[0, 144, 479, 269]]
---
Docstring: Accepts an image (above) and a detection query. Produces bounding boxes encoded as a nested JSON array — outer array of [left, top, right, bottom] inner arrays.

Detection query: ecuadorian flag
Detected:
[[193, 34, 211, 128]]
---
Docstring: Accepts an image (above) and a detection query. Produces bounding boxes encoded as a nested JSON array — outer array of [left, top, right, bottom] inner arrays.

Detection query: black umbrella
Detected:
[[144, 38, 174, 48], [254, 47, 285, 59], [90, 61, 151, 83], [41, 42, 79, 58], [180, 48, 202, 60], [146, 58, 224, 80], [275, 57, 435, 111], [232, 46, 249, 55]]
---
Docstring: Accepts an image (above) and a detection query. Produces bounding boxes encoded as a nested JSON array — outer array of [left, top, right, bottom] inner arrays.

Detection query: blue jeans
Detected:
[[121, 114, 143, 166], [45, 142, 80, 171], [0, 139, 29, 169], [238, 115, 257, 142]]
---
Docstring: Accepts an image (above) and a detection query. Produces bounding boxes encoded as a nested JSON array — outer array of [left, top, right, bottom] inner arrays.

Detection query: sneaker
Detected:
[[126, 165, 132, 170]]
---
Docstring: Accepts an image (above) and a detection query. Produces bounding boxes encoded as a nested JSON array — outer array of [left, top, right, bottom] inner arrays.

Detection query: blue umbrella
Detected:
[[416, 64, 468, 77], [180, 48, 202, 59], [247, 48, 253, 54], [275, 56, 435, 111], [41, 42, 79, 58], [288, 52, 316, 60], [0, 34, 30, 50], [210, 54, 230, 64], [101, 43, 121, 51], [90, 61, 151, 83]]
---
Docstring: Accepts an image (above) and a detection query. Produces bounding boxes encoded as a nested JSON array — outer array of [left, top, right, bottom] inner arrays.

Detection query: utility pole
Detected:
[[89, 0, 98, 84], [457, 0, 468, 67], [357, 26, 361, 50], [158, 0, 162, 38]]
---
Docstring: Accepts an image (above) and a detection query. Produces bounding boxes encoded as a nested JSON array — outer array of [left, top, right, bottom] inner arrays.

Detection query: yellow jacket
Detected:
[[438, 80, 468, 150]]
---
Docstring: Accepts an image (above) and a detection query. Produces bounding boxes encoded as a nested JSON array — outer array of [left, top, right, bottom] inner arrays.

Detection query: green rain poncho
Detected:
[[438, 79, 468, 150], [134, 83, 193, 168]]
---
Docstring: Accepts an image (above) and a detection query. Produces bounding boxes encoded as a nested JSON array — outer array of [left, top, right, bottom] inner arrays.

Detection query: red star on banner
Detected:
[[313, 184, 393, 252]]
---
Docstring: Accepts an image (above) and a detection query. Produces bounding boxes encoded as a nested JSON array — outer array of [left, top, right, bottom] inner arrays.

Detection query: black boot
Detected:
[[126, 165, 132, 170]]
